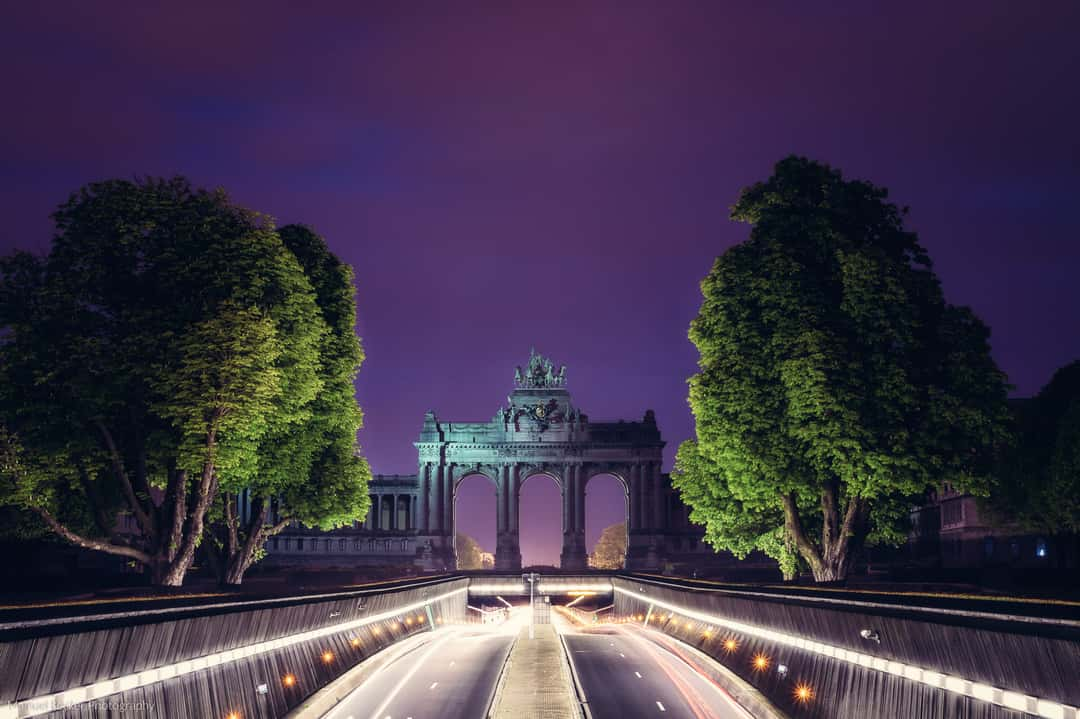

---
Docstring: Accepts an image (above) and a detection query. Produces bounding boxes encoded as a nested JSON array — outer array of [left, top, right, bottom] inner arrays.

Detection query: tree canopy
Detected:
[[673, 441, 800, 579], [456, 533, 492, 570], [990, 361, 1080, 538], [0, 178, 370, 586], [208, 225, 371, 584], [587, 522, 626, 570], [677, 156, 1012, 582]]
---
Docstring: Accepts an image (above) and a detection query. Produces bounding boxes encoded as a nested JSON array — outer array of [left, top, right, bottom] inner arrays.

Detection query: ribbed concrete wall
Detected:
[[0, 577, 469, 719], [613, 576, 1080, 719]]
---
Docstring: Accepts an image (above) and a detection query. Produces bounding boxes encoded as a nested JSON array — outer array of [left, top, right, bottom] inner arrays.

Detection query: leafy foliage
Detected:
[[587, 522, 626, 570], [681, 157, 1012, 582], [673, 441, 800, 579], [990, 362, 1080, 536], [209, 225, 371, 584], [0, 178, 370, 586], [456, 533, 491, 570]]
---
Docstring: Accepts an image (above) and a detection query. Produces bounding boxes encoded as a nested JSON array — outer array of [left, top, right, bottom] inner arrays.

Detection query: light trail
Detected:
[[360, 632, 454, 719]]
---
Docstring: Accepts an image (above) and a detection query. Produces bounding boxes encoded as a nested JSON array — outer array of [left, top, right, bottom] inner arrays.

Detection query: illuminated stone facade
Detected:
[[266, 351, 706, 571]]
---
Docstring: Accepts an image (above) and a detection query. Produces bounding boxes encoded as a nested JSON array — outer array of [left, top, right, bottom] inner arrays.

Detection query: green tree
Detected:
[[679, 157, 1012, 583], [989, 362, 1080, 557], [456, 533, 488, 570], [208, 225, 371, 585], [0, 178, 365, 586], [673, 441, 801, 580], [588, 522, 626, 570]]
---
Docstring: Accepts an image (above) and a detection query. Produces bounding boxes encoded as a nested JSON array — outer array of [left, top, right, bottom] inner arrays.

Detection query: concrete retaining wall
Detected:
[[613, 576, 1080, 719], [0, 577, 469, 719]]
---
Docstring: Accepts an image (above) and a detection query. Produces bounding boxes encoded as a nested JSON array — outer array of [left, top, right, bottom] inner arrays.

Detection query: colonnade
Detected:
[[416, 460, 665, 570], [364, 493, 419, 531]]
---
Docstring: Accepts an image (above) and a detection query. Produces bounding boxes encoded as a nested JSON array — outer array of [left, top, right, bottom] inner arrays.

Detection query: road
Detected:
[[563, 623, 754, 719], [322, 611, 754, 719], [323, 626, 513, 719]]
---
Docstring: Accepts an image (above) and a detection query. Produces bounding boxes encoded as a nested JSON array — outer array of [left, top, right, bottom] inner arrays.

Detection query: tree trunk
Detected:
[[158, 559, 188, 587], [223, 553, 249, 586], [216, 496, 290, 586], [782, 489, 867, 584], [18, 419, 224, 588]]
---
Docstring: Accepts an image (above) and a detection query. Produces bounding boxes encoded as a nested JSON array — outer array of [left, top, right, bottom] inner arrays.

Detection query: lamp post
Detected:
[[523, 572, 539, 639]]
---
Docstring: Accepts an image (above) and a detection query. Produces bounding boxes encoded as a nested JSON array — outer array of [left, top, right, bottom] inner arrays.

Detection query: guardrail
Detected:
[[613, 575, 1080, 719], [0, 576, 469, 719], [466, 575, 613, 597]]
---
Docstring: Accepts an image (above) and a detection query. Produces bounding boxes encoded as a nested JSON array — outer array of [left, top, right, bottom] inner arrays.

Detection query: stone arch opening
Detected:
[[519, 472, 562, 569], [583, 472, 628, 569], [453, 472, 496, 570]]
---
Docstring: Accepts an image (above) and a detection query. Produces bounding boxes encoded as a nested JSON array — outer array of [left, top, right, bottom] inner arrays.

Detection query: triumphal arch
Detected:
[[407, 349, 670, 570], [266, 351, 706, 572]]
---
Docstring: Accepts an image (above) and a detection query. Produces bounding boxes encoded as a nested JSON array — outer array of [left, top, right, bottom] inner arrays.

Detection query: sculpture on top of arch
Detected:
[[269, 351, 703, 573]]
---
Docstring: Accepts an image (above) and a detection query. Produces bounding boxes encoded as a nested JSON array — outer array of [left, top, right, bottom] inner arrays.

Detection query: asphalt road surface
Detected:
[[323, 612, 753, 719], [564, 625, 754, 719], [323, 626, 513, 719]]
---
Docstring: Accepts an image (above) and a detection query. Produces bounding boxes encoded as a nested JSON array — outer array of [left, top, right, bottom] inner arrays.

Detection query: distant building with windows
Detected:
[[908, 482, 1074, 572]]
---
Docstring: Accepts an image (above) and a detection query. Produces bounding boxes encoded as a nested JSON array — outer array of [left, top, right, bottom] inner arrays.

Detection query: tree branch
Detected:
[[237, 497, 269, 572], [168, 430, 220, 575], [781, 492, 823, 573], [224, 492, 239, 560], [33, 505, 153, 565], [821, 478, 839, 555], [165, 468, 187, 562], [835, 495, 866, 561], [267, 516, 292, 536], [94, 419, 156, 542], [77, 465, 117, 539]]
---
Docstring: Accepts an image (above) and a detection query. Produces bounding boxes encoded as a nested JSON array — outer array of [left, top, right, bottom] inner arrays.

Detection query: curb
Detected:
[[559, 630, 592, 719], [484, 633, 516, 718], [284, 629, 443, 718]]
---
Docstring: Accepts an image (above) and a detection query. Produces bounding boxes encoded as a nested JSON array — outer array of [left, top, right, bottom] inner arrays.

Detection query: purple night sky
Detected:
[[2, 3, 1079, 566]]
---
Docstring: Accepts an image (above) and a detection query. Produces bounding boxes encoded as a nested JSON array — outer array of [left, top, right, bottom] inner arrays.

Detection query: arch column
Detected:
[[495, 464, 521, 570], [443, 464, 455, 535], [421, 463, 433, 532], [508, 465, 520, 534], [442, 463, 457, 569], [434, 464, 445, 533], [635, 462, 643, 528], [560, 464, 587, 570], [651, 462, 665, 530]]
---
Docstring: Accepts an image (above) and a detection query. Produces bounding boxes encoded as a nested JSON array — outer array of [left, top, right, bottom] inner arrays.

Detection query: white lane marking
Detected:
[[635, 671, 642, 678], [656, 701, 666, 711], [618, 627, 755, 719], [429, 682, 439, 690], [366, 632, 453, 719]]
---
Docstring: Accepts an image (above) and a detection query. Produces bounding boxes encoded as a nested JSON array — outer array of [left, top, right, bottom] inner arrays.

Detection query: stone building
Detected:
[[264, 351, 718, 572]]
